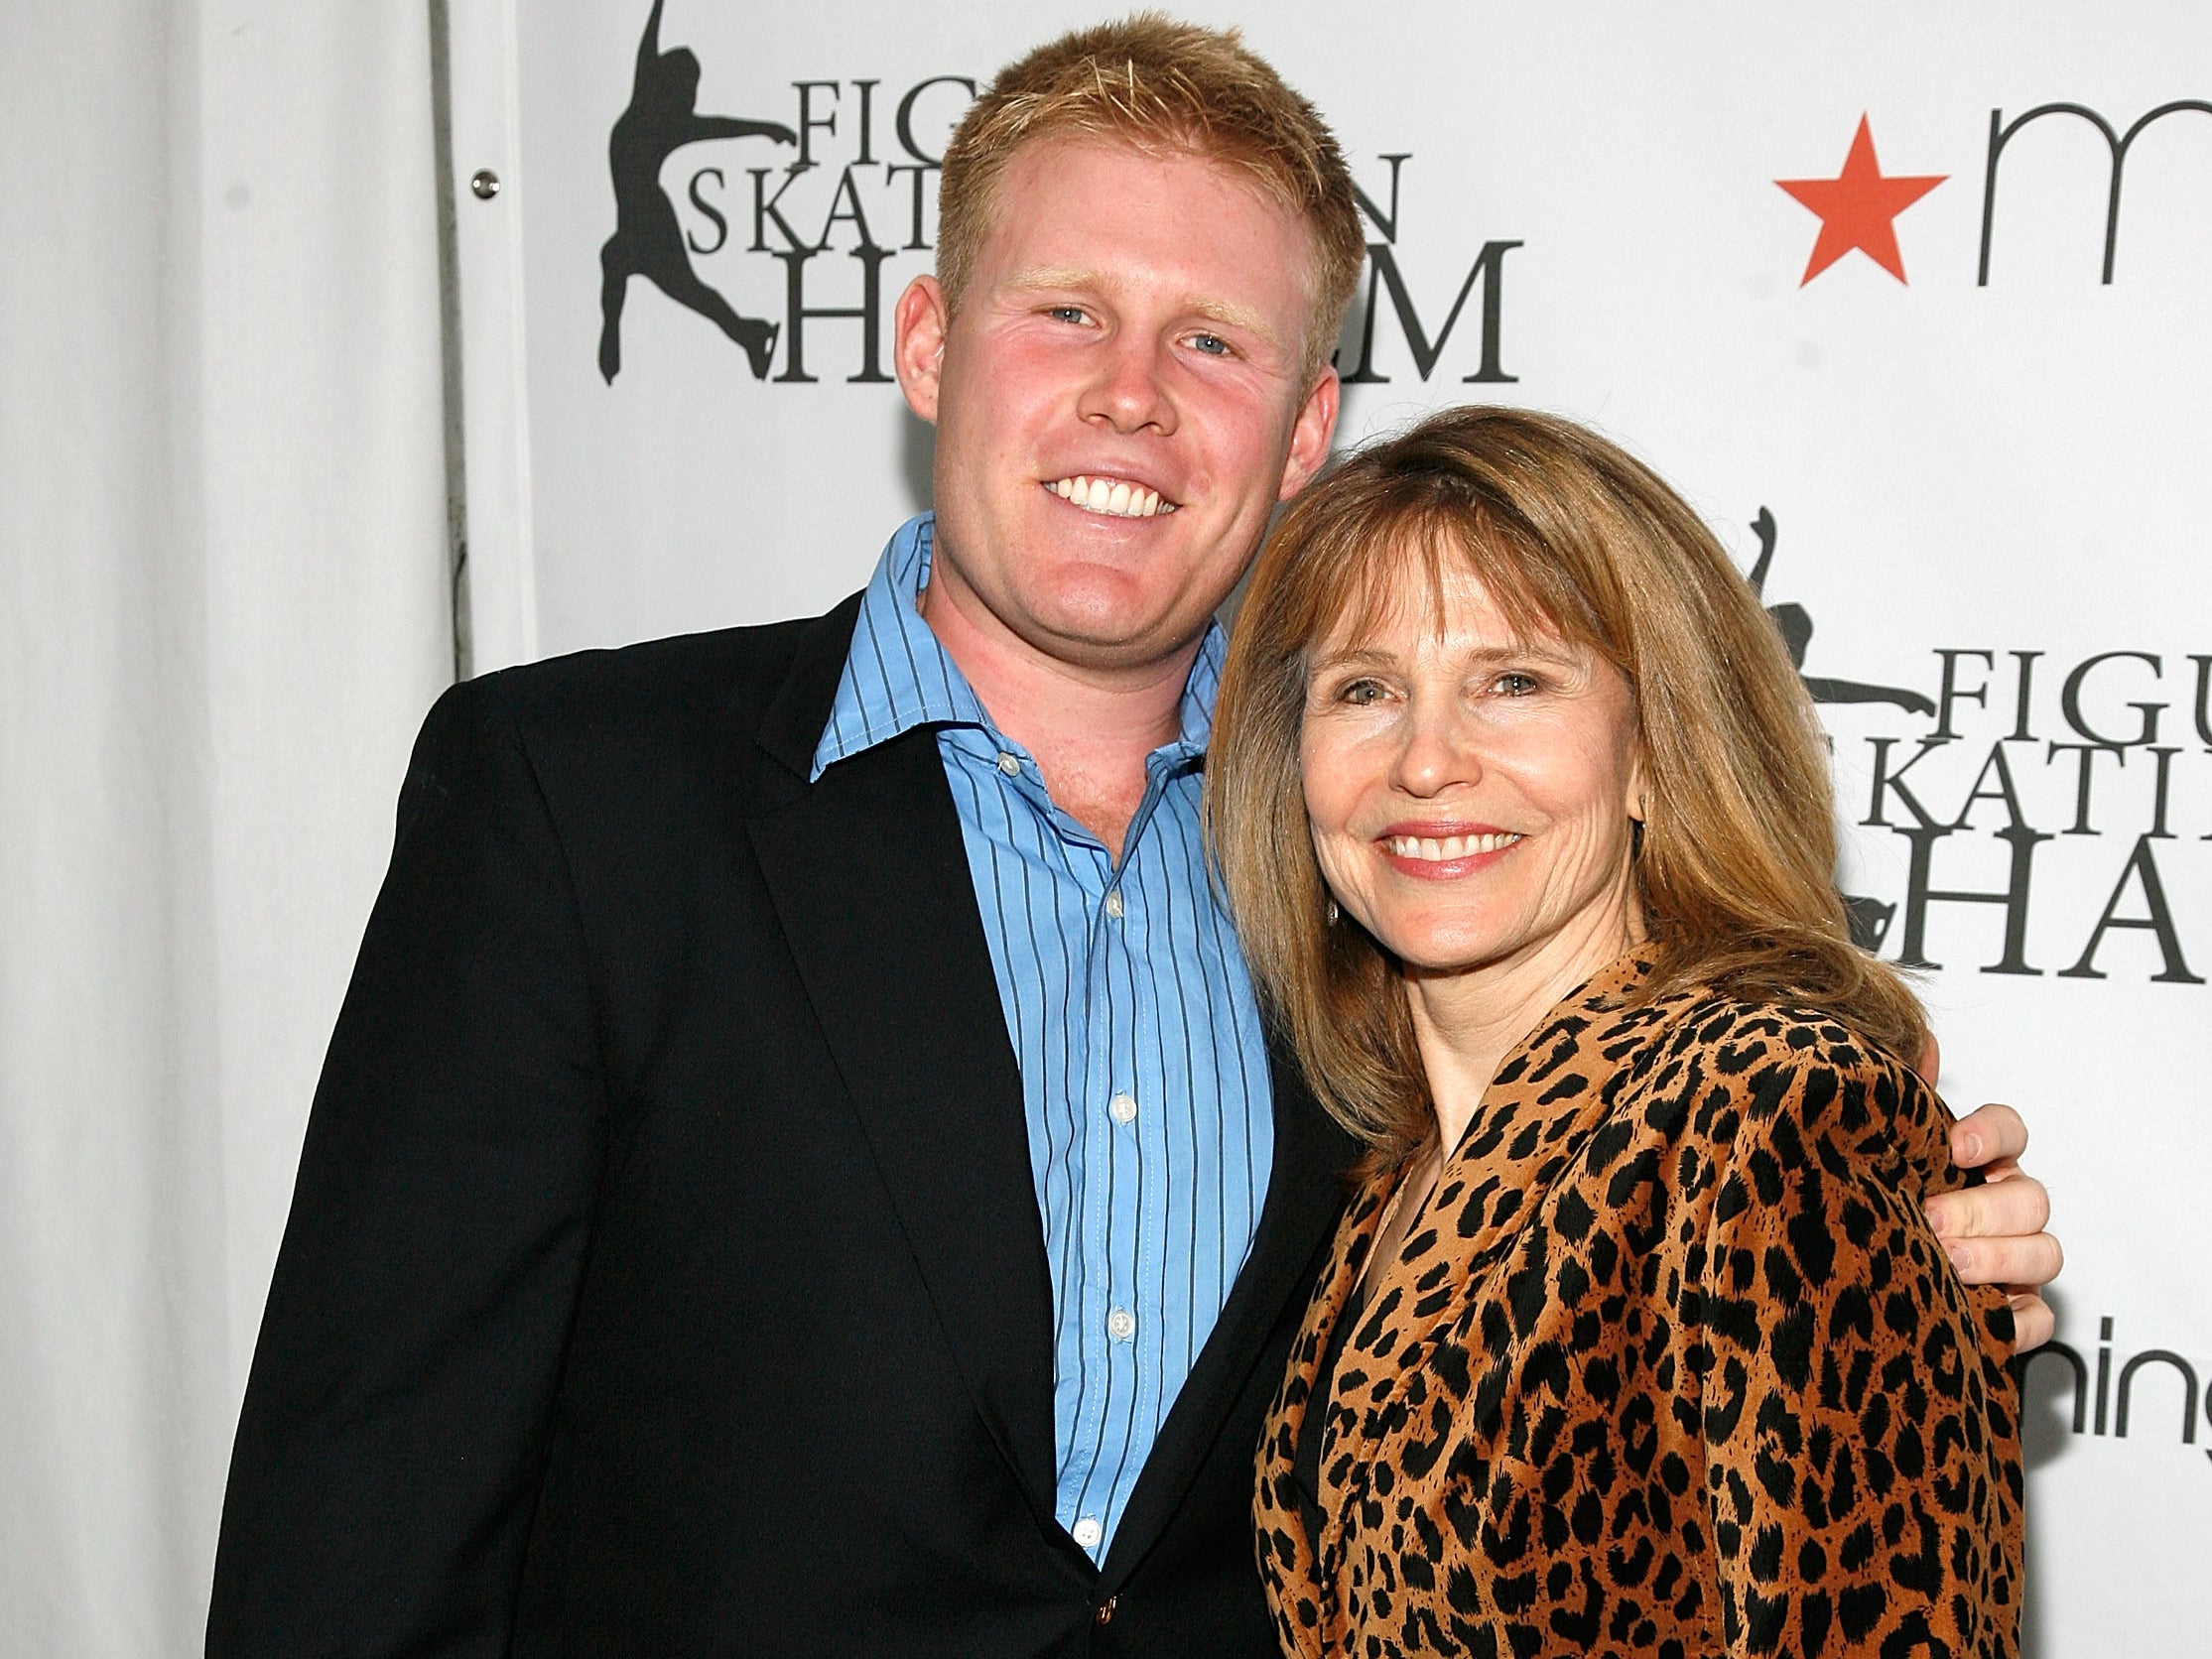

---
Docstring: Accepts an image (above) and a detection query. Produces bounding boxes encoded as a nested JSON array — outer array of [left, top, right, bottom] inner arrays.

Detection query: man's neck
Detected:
[[918, 577, 1201, 863]]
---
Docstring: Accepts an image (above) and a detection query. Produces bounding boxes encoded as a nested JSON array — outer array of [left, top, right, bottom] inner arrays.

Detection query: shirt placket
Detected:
[[1065, 762, 1176, 1553], [1117, 769, 1176, 1479]]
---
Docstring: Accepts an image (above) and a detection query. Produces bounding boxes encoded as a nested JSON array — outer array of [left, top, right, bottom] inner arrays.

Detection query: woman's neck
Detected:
[[1405, 895, 1644, 1156]]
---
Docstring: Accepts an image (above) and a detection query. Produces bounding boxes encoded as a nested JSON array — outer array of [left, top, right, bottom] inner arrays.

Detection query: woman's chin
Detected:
[[1389, 933, 1513, 979], [1387, 918, 1632, 986]]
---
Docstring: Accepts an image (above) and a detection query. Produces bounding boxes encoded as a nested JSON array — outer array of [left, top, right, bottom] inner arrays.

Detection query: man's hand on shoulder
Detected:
[[1928, 1096, 2061, 1352]]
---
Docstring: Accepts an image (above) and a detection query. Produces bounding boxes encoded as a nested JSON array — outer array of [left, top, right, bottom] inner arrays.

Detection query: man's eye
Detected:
[[1046, 306, 1089, 324], [1188, 332, 1231, 356]]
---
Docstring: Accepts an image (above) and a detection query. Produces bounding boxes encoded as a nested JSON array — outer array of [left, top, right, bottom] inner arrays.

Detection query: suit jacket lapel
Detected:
[[746, 598, 1060, 1522], [1104, 1034, 1355, 1580], [748, 595, 1359, 1573]]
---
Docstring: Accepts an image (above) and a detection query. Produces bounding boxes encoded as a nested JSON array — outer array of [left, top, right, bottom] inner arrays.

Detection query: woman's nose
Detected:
[[1390, 699, 1482, 797]]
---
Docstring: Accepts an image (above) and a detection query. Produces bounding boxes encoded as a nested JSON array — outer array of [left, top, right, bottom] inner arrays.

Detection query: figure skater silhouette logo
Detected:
[[598, 0, 797, 383], [1745, 506, 1936, 954], [1748, 507, 1937, 717]]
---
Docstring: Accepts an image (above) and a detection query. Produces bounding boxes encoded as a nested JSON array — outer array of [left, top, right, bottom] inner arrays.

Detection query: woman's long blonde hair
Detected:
[[1206, 406, 1928, 1168]]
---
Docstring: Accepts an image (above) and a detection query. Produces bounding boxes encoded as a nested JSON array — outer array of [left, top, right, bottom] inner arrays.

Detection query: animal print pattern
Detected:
[[1256, 954, 2022, 1657]]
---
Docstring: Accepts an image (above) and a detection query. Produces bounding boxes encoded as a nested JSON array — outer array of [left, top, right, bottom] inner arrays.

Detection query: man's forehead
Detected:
[[976, 136, 1318, 326], [992, 131, 1303, 240]]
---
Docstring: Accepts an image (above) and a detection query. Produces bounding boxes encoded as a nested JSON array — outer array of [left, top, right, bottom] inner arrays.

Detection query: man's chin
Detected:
[[1019, 596, 1213, 675]]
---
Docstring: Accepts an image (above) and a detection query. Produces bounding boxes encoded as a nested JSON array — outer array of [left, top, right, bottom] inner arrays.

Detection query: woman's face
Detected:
[[1299, 556, 1645, 981]]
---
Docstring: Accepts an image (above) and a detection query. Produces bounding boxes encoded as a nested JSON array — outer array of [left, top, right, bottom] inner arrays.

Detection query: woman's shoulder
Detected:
[[1641, 989, 1952, 1179], [1664, 990, 1906, 1080]]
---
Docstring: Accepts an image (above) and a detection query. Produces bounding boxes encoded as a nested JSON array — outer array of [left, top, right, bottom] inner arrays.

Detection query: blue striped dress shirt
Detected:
[[811, 514, 1276, 1560]]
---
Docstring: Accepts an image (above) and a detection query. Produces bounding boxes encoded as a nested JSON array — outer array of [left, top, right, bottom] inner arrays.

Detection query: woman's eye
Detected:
[[1337, 679, 1387, 705], [1494, 672, 1542, 697]]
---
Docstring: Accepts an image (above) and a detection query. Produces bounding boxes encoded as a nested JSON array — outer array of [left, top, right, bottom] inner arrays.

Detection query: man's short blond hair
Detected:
[[937, 13, 1366, 384]]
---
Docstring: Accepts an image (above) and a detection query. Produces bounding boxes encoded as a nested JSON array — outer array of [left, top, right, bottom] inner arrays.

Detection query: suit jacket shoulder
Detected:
[[430, 596, 858, 823]]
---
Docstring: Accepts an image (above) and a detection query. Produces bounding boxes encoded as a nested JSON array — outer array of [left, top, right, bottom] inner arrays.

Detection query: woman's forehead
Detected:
[[1315, 531, 1575, 657]]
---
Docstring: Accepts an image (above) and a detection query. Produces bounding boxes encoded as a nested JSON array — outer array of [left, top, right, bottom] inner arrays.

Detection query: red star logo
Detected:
[[1775, 115, 1947, 285]]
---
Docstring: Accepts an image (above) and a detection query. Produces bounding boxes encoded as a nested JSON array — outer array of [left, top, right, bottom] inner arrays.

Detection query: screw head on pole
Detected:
[[469, 169, 501, 200]]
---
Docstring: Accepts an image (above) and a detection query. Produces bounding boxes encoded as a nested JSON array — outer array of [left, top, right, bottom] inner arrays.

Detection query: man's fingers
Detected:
[[2009, 1291, 2055, 1354], [1926, 1167, 2050, 1241], [1944, 1229, 2064, 1290], [1949, 1100, 2027, 1168]]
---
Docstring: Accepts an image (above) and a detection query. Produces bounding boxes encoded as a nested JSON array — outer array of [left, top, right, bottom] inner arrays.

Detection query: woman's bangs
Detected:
[[1302, 498, 1595, 664]]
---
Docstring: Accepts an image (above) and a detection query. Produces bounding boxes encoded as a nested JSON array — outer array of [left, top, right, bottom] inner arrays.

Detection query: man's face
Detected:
[[893, 137, 1340, 679]]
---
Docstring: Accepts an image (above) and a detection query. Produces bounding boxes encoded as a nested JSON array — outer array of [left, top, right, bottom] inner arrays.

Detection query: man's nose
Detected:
[[1080, 331, 1176, 436]]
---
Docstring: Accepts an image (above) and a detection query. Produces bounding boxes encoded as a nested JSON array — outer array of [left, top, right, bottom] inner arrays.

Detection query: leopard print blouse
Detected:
[[1255, 954, 2022, 1658]]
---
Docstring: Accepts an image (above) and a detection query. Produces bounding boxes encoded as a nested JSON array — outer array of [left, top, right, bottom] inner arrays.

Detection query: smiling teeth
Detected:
[[1048, 475, 1174, 517], [1387, 832, 1522, 860]]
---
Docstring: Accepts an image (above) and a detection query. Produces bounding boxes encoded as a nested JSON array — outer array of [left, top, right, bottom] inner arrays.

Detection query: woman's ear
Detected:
[[1624, 743, 1652, 864]]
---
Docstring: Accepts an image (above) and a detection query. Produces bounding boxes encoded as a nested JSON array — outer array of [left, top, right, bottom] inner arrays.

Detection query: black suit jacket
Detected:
[[207, 597, 1355, 1657]]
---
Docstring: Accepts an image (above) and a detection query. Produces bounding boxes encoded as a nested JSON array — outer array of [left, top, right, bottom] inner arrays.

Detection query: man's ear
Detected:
[[1276, 366, 1341, 501], [893, 275, 949, 424]]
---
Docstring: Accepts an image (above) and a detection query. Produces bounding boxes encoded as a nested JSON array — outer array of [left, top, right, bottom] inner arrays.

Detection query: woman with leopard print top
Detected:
[[1207, 406, 2022, 1658]]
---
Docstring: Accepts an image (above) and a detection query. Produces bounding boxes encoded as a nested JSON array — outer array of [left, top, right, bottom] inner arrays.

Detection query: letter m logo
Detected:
[[1979, 100, 2212, 284], [1337, 154, 1519, 384]]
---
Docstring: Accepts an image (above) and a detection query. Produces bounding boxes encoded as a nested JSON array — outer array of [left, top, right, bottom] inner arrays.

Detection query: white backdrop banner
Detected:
[[447, 3, 2211, 1652], [3, 9, 453, 1654]]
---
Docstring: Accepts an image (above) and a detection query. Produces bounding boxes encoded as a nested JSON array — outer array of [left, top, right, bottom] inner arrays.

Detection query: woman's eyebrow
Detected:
[[1460, 641, 1582, 668], [1309, 640, 1582, 673], [1307, 646, 1397, 674]]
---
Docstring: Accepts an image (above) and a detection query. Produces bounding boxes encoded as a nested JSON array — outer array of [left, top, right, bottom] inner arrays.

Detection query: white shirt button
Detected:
[[1104, 888, 1124, 919], [1108, 1091, 1137, 1125], [1106, 1307, 1136, 1342], [995, 751, 1021, 776], [1073, 1515, 1104, 1549]]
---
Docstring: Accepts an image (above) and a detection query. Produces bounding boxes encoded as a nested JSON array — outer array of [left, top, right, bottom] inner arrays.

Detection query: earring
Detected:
[[1326, 898, 1341, 926]]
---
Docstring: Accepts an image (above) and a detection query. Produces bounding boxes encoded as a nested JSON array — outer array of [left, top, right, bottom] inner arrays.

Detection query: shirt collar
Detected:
[[812, 512, 1229, 781]]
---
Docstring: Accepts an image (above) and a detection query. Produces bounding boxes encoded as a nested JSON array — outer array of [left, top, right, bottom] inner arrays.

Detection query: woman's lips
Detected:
[[1375, 827, 1524, 877]]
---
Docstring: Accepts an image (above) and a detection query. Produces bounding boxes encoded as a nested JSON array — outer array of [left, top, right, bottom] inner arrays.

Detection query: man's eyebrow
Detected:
[[997, 268, 1284, 349], [1000, 265, 1103, 295], [1187, 298, 1281, 348]]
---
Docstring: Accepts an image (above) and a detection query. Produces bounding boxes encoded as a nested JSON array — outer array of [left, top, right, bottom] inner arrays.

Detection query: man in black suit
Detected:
[[206, 18, 2058, 1657]]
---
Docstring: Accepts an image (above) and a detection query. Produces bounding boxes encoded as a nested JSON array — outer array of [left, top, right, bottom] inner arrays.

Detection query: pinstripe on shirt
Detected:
[[812, 515, 1275, 1560]]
